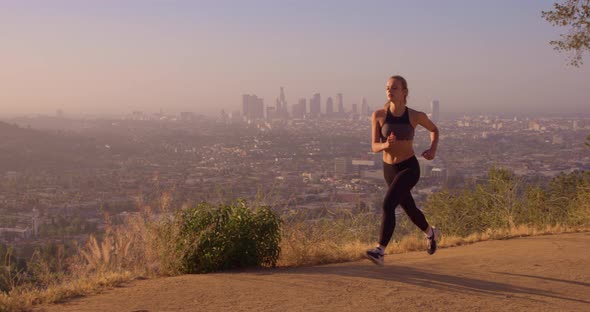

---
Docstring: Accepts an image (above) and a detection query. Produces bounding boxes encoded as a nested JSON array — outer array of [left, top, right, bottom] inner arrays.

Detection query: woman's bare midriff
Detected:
[[382, 140, 415, 164]]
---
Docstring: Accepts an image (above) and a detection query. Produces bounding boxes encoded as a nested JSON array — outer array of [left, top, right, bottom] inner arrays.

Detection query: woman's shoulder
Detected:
[[372, 108, 387, 119], [407, 107, 424, 115], [407, 107, 427, 118]]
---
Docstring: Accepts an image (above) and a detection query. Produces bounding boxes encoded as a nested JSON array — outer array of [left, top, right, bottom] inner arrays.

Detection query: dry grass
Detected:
[[0, 271, 132, 312], [0, 196, 177, 312], [1, 221, 588, 312], [1, 222, 586, 312], [277, 209, 378, 266], [277, 221, 590, 267], [1, 188, 589, 312]]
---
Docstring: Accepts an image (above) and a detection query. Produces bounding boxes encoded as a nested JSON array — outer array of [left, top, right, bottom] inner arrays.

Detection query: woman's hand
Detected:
[[421, 148, 436, 160], [382, 132, 396, 150], [416, 111, 438, 160]]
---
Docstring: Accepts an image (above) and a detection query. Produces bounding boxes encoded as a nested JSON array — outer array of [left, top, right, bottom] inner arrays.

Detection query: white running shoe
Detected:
[[365, 247, 384, 265], [427, 226, 440, 255]]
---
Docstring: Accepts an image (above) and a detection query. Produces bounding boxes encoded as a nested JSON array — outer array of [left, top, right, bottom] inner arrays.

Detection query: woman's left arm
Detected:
[[416, 112, 439, 160]]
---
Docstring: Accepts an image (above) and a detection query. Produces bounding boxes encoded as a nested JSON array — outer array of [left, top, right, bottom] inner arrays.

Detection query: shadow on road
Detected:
[[276, 264, 590, 305], [491, 271, 590, 287]]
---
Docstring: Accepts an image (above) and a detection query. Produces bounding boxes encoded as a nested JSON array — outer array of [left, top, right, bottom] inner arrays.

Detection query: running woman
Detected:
[[365, 75, 440, 265]]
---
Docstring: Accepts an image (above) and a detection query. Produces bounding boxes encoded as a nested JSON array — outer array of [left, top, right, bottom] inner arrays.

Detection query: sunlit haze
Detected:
[[1, 0, 589, 117]]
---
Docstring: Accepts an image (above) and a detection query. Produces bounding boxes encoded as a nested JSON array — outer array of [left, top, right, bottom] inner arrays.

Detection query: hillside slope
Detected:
[[40, 233, 590, 312]]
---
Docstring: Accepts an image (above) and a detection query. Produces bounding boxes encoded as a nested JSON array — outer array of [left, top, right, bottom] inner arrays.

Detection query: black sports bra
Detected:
[[380, 106, 415, 141]]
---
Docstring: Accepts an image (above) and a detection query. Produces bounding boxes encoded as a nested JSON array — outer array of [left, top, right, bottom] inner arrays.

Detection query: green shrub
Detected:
[[425, 168, 590, 236], [173, 200, 281, 273], [426, 168, 529, 236]]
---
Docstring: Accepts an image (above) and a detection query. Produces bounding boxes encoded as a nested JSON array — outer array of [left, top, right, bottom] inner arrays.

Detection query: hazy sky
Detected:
[[1, 0, 589, 117]]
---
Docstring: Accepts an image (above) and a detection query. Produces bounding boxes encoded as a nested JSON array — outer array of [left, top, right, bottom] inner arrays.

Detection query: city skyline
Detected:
[[1, 0, 589, 117]]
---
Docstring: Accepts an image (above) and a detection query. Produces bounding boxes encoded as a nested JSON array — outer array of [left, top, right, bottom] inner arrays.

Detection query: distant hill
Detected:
[[0, 120, 25, 134], [0, 121, 108, 172]]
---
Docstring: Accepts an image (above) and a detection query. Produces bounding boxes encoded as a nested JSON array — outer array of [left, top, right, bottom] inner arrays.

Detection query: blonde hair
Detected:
[[384, 75, 409, 109]]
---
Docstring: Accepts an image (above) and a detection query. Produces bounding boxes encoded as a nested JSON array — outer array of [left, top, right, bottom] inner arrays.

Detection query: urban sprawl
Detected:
[[1, 89, 589, 249]]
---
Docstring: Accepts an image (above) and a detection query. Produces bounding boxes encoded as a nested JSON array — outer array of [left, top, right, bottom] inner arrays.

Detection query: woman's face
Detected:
[[386, 78, 407, 103]]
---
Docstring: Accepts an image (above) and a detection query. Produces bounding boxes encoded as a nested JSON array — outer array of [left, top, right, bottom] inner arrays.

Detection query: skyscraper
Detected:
[[310, 93, 321, 118], [292, 98, 306, 119], [277, 87, 288, 117], [431, 100, 440, 122], [242, 94, 251, 118], [361, 97, 369, 116], [326, 97, 334, 116], [336, 93, 344, 114], [298, 98, 307, 115], [242, 94, 264, 120], [253, 97, 264, 119], [279, 87, 286, 107]]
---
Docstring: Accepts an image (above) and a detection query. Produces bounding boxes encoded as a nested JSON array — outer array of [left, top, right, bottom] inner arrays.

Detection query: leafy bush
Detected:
[[173, 200, 281, 273]]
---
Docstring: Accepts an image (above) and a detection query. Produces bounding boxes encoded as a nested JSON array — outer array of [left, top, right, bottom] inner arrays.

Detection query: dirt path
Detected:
[[39, 233, 590, 312]]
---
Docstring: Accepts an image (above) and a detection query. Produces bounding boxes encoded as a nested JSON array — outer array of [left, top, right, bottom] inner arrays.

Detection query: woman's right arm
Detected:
[[372, 111, 389, 153]]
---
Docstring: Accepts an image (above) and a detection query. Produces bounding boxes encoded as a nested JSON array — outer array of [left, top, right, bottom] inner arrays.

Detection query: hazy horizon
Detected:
[[2, 0, 589, 117]]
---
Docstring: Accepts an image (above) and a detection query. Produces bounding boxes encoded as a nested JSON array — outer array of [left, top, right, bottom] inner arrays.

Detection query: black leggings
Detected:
[[379, 155, 429, 247]]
